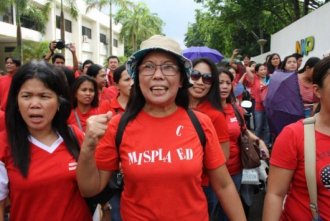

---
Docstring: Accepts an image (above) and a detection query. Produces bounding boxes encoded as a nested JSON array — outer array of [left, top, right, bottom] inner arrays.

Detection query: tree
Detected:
[[0, 0, 51, 61], [187, 0, 329, 57], [59, 0, 79, 46], [114, 2, 164, 55], [85, 0, 133, 56]]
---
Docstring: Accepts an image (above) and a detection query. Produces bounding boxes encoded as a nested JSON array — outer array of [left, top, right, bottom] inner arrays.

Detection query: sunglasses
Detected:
[[190, 70, 213, 85]]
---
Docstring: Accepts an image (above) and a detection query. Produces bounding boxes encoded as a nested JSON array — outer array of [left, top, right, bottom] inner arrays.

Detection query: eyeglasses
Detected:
[[190, 70, 213, 85], [139, 62, 179, 76]]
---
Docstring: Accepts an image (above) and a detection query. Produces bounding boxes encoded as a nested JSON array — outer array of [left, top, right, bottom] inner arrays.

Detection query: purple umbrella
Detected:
[[264, 70, 305, 136], [183, 46, 224, 63]]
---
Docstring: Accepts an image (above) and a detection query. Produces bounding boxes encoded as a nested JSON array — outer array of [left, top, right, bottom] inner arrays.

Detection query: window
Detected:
[[56, 16, 72, 33], [0, 6, 13, 24], [5, 47, 15, 53], [100, 33, 107, 44], [21, 15, 39, 31], [82, 26, 92, 39], [113, 38, 118, 47]]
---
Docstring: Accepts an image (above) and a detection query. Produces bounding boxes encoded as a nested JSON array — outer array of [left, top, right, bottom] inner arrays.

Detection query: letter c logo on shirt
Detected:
[[176, 125, 184, 136]]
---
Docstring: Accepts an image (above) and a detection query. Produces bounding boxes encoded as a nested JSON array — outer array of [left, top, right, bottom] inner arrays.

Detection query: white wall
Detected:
[[252, 2, 330, 64]]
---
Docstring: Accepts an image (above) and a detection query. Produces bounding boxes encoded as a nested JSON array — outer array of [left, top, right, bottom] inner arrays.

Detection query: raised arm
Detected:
[[44, 41, 56, 62], [76, 112, 113, 197], [68, 43, 79, 72], [229, 49, 239, 70]]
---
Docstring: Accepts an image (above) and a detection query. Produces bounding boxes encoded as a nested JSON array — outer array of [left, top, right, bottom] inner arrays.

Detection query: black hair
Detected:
[[113, 64, 127, 84], [71, 75, 99, 108], [312, 56, 330, 88], [266, 53, 281, 74], [82, 59, 94, 70], [217, 67, 235, 104], [5, 60, 79, 177], [121, 50, 190, 126], [61, 67, 76, 91], [243, 55, 251, 60], [280, 55, 297, 72], [249, 61, 256, 67], [255, 63, 270, 82], [107, 56, 119, 63], [52, 53, 65, 64], [5, 56, 21, 67], [298, 57, 320, 73], [86, 64, 103, 78], [292, 53, 303, 60], [192, 58, 222, 111]]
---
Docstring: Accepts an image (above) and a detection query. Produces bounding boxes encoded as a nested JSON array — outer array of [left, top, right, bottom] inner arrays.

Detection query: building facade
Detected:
[[252, 2, 330, 64], [0, 0, 124, 71]]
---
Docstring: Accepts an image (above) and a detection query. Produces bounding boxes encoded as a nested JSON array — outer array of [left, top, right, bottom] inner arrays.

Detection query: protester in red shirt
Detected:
[[0, 61, 91, 221], [0, 57, 21, 111], [106, 56, 120, 87], [101, 64, 133, 115], [68, 75, 99, 131], [188, 58, 229, 219], [77, 35, 246, 221], [86, 64, 117, 103], [263, 56, 330, 221], [218, 68, 269, 220], [244, 64, 271, 145]]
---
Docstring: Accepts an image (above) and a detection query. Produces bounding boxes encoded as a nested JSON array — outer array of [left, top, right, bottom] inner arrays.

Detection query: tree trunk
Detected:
[[60, 0, 65, 55], [292, 0, 301, 20], [109, 1, 113, 56], [303, 0, 310, 15], [15, 6, 23, 62]]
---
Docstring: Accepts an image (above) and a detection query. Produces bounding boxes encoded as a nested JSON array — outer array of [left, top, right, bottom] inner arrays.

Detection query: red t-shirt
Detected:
[[196, 101, 229, 143], [245, 75, 268, 111], [94, 107, 225, 221], [0, 126, 92, 221], [270, 120, 330, 221], [107, 98, 125, 115], [99, 87, 117, 104], [223, 104, 243, 175], [0, 111, 4, 132], [67, 107, 100, 131], [0, 75, 13, 111]]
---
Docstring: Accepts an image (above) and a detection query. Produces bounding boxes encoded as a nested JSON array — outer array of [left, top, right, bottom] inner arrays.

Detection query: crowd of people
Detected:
[[0, 35, 329, 221]]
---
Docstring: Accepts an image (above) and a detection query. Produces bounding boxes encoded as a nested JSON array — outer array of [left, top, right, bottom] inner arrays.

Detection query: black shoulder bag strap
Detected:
[[186, 109, 206, 149], [115, 109, 206, 155], [115, 115, 129, 155]]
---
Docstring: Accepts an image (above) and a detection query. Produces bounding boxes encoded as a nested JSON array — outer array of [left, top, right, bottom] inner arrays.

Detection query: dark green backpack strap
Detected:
[[187, 109, 206, 149]]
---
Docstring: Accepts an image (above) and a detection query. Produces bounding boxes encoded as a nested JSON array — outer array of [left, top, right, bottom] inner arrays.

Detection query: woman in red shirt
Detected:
[[77, 35, 246, 221], [188, 58, 229, 219], [218, 68, 269, 220], [244, 64, 271, 145], [263, 56, 330, 221], [105, 65, 133, 115], [68, 75, 99, 131]]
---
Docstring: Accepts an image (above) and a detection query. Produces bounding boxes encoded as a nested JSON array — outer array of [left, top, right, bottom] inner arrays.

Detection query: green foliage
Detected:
[[0, 0, 52, 61], [12, 40, 49, 64], [186, 0, 328, 57], [114, 2, 164, 55]]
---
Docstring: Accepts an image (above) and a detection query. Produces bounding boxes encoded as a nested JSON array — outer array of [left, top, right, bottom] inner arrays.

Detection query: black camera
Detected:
[[55, 40, 67, 49], [55, 40, 65, 49]]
